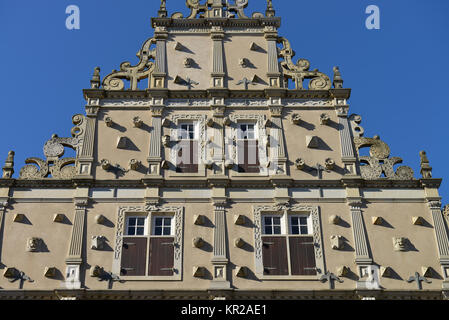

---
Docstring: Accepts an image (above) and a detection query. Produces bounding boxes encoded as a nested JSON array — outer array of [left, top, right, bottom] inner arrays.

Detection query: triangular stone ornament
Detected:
[[234, 215, 245, 225], [95, 214, 106, 224], [161, 160, 169, 169], [174, 42, 183, 51], [3, 267, 17, 278], [235, 266, 248, 278], [249, 42, 259, 51], [13, 214, 25, 223], [337, 266, 350, 277], [412, 216, 424, 225], [44, 267, 57, 278], [422, 266, 433, 277], [194, 215, 205, 225], [193, 266, 205, 278], [162, 118, 171, 128], [380, 266, 393, 278], [251, 75, 263, 84], [306, 136, 320, 149], [117, 137, 129, 149], [53, 214, 65, 223], [372, 216, 383, 225], [174, 75, 184, 85]]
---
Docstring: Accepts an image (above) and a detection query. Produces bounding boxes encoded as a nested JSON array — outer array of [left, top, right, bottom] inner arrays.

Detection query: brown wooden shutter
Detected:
[[120, 237, 147, 276], [262, 236, 288, 275], [289, 236, 317, 276], [148, 237, 175, 276], [176, 140, 198, 173], [238, 140, 260, 173]]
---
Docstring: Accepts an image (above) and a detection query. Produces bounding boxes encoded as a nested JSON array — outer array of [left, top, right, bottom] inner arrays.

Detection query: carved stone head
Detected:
[[27, 237, 42, 252], [393, 237, 407, 251]]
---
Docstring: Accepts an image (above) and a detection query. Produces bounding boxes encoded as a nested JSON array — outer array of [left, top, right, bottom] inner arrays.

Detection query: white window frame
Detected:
[[262, 214, 286, 235], [288, 214, 313, 236], [151, 215, 175, 236], [125, 215, 148, 236]]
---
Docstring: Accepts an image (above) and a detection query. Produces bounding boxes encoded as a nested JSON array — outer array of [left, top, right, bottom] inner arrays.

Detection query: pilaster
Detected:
[[147, 102, 165, 178], [426, 199, 449, 289], [152, 27, 168, 89], [209, 201, 231, 290], [264, 26, 281, 88], [210, 26, 226, 89], [268, 100, 287, 175], [335, 103, 357, 176], [64, 190, 89, 289]]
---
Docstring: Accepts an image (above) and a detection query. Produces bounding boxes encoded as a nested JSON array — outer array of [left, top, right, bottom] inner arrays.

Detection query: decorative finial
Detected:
[[2, 151, 15, 179], [266, 0, 275, 17], [333, 66, 343, 89], [419, 151, 432, 178], [90, 67, 101, 89], [159, 0, 168, 18]]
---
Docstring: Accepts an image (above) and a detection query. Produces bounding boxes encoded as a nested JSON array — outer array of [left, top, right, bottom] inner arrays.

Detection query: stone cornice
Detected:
[[329, 88, 352, 100], [0, 177, 435, 190], [151, 17, 281, 30]]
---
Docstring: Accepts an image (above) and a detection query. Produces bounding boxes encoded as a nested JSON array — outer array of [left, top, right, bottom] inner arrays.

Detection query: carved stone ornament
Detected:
[[354, 135, 414, 180], [278, 37, 331, 90], [95, 214, 106, 224], [329, 215, 341, 225], [291, 114, 301, 125], [133, 117, 143, 128], [53, 213, 65, 223], [443, 205, 449, 217], [234, 215, 246, 225], [183, 57, 194, 68], [44, 267, 58, 278], [392, 237, 407, 252], [193, 237, 204, 248], [380, 266, 393, 278], [235, 266, 248, 278], [2, 150, 15, 178], [419, 151, 433, 178], [129, 159, 141, 171], [103, 37, 156, 91], [234, 238, 245, 248], [193, 266, 206, 278], [176, 0, 252, 20], [91, 236, 107, 250], [320, 113, 330, 125], [330, 235, 344, 250], [13, 213, 25, 223], [324, 158, 335, 170], [372, 216, 383, 225], [333, 66, 344, 89], [412, 216, 425, 226], [194, 215, 205, 225], [337, 266, 350, 277], [295, 158, 305, 170], [101, 159, 111, 171], [19, 113, 85, 180], [26, 237, 42, 252]]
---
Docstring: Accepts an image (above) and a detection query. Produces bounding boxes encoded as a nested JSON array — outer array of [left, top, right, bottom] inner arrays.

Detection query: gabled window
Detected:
[[237, 123, 260, 173], [176, 122, 198, 173]]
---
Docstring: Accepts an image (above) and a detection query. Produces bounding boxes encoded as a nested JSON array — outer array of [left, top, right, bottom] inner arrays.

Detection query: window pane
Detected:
[[154, 227, 162, 236], [300, 226, 308, 235], [290, 217, 299, 226], [127, 227, 135, 235], [136, 227, 144, 236], [137, 218, 145, 226], [128, 218, 136, 226], [291, 226, 299, 235], [164, 227, 171, 236], [155, 218, 163, 226], [264, 217, 272, 226], [273, 226, 281, 235], [299, 217, 308, 225], [273, 217, 281, 225], [264, 226, 272, 235]]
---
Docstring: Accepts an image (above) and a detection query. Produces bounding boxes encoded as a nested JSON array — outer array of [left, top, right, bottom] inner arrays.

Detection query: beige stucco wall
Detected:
[[0, 197, 444, 292]]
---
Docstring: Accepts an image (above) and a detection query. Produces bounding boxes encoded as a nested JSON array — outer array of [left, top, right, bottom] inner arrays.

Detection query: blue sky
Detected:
[[0, 0, 448, 204]]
